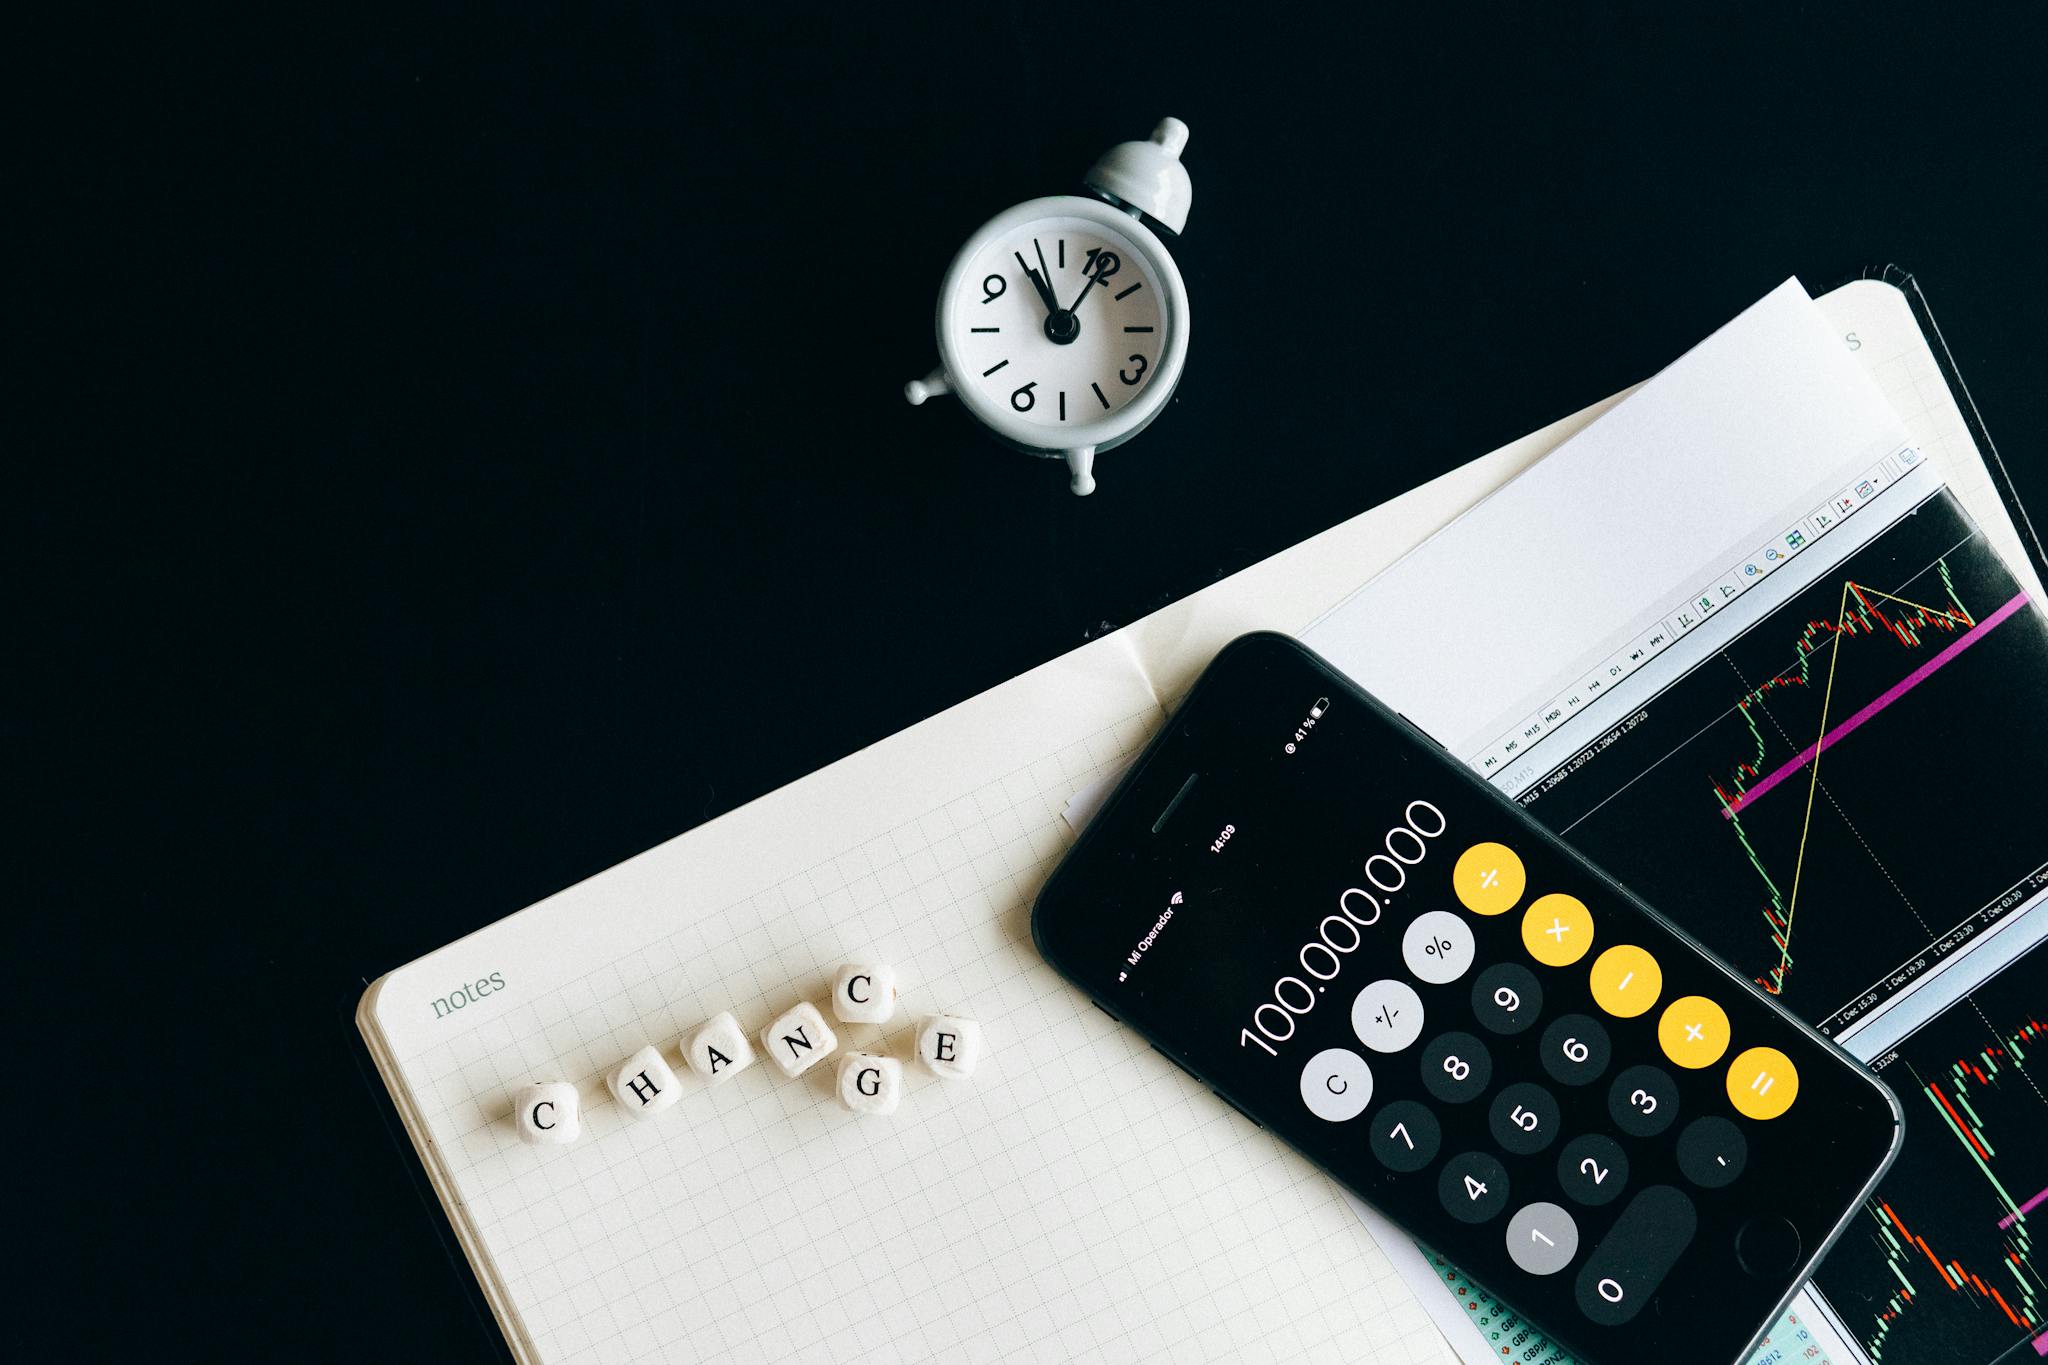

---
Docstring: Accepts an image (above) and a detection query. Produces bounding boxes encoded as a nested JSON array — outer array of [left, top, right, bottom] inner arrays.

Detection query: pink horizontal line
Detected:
[[1999, 1183, 2048, 1230], [1722, 590, 2032, 820]]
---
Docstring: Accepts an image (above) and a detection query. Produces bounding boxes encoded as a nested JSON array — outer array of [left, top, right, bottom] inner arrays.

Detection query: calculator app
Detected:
[[1034, 634, 1900, 1365]]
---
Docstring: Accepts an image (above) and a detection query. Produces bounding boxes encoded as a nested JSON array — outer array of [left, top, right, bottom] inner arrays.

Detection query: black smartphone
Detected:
[[1033, 633, 1903, 1365]]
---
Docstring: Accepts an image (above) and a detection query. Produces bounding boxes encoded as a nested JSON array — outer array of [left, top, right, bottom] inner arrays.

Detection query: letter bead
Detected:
[[917, 1014, 982, 1080], [607, 1044, 681, 1119], [832, 961, 899, 1024], [835, 1051, 903, 1115], [514, 1081, 581, 1145], [683, 1011, 755, 1086], [760, 1001, 838, 1078]]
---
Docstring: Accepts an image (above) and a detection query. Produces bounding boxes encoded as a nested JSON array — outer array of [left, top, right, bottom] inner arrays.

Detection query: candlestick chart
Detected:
[[1519, 492, 2048, 1036], [1809, 940, 2046, 1364]]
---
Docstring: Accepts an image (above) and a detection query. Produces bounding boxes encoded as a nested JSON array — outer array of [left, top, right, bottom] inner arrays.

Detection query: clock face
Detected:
[[947, 214, 1169, 430]]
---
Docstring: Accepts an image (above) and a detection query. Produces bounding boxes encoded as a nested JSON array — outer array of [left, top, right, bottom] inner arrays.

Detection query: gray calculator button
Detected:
[[1556, 1134, 1629, 1207], [1487, 1081, 1561, 1155], [1369, 1099, 1442, 1173], [1438, 1151, 1510, 1224], [1505, 1201, 1580, 1275], [1609, 1064, 1679, 1137], [1299, 1048, 1374, 1122], [1540, 1014, 1611, 1087], [1472, 963, 1543, 1035], [1402, 910, 1475, 984], [1573, 1185, 1698, 1325], [1676, 1115, 1747, 1188], [1351, 978, 1426, 1053], [1420, 1031, 1493, 1103]]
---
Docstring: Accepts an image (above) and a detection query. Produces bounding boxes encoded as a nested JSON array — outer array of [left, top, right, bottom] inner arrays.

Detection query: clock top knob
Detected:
[[1084, 118, 1193, 235]]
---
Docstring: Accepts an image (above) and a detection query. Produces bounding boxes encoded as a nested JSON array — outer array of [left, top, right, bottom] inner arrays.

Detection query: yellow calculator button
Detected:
[[1656, 995, 1731, 1069], [1453, 842, 1526, 915], [1588, 945, 1663, 1018], [1520, 893, 1594, 967], [1727, 1046, 1799, 1120]]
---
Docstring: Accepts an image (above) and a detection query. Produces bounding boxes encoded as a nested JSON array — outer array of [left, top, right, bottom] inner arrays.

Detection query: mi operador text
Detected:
[[512, 961, 983, 1143]]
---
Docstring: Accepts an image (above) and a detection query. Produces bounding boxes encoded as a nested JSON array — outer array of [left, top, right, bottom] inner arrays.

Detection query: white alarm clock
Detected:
[[905, 118, 1192, 496]]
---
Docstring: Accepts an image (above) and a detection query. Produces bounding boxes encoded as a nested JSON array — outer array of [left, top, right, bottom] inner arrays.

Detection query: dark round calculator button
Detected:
[[1439, 1151, 1511, 1224], [1487, 1082, 1561, 1155], [1735, 1214, 1803, 1278], [1609, 1064, 1680, 1137], [1369, 1099, 1442, 1173], [1556, 1134, 1630, 1207], [1420, 1031, 1493, 1103], [1539, 1014, 1611, 1087], [1472, 963, 1543, 1036], [1676, 1116, 1748, 1189]]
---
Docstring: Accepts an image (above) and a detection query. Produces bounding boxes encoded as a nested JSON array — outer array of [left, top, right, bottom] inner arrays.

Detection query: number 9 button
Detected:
[[1421, 1031, 1492, 1103], [1472, 963, 1542, 1036]]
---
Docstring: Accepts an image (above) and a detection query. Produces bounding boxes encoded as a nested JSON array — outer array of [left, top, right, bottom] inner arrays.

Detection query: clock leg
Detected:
[[1063, 446, 1097, 497], [903, 368, 952, 405]]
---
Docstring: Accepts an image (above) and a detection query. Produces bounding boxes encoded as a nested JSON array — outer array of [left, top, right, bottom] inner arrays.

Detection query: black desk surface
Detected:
[[30, 7, 2047, 1356]]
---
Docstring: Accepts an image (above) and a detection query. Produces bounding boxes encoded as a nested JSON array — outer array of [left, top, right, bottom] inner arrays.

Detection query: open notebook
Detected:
[[360, 278, 2041, 1365]]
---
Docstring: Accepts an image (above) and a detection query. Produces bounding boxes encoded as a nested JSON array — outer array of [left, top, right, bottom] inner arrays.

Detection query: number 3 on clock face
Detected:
[[934, 196, 1189, 466]]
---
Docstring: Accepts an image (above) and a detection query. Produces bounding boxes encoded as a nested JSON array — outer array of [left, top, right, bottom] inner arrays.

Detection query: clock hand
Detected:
[[1063, 254, 1116, 316], [1013, 250, 1058, 315]]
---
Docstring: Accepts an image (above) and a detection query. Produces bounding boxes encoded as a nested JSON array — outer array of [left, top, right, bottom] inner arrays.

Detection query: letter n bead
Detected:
[[607, 1044, 681, 1119], [835, 1051, 902, 1115], [831, 961, 898, 1024], [917, 1014, 982, 1080], [760, 1001, 838, 1078], [514, 1081, 581, 1145]]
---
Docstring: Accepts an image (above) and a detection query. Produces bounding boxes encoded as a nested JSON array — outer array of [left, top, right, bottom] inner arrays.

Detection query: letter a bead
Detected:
[[514, 1081, 581, 1145], [831, 961, 899, 1024], [607, 1044, 681, 1119], [683, 1011, 755, 1086], [835, 1051, 903, 1115], [761, 1001, 838, 1078]]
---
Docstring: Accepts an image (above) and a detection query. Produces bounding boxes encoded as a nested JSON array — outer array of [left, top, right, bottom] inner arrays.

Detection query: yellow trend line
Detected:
[[1772, 580, 1851, 992], [1851, 584, 1973, 628]]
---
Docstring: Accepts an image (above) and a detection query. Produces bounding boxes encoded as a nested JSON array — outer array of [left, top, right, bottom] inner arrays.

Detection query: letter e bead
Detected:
[[761, 1001, 838, 1078], [607, 1044, 681, 1119], [684, 1011, 755, 1086], [831, 961, 899, 1024], [835, 1051, 903, 1115], [917, 1014, 981, 1080], [514, 1081, 581, 1145]]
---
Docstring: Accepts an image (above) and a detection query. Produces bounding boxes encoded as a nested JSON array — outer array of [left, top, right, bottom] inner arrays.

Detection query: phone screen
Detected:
[[1034, 634, 1900, 1364]]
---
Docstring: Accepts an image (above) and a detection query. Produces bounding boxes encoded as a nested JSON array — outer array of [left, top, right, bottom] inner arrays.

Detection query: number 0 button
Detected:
[[1421, 1031, 1493, 1103], [1439, 1151, 1511, 1224], [1370, 1099, 1442, 1173]]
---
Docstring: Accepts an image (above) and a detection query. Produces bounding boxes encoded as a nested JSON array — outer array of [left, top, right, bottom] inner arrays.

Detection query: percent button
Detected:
[[1403, 910, 1476, 985]]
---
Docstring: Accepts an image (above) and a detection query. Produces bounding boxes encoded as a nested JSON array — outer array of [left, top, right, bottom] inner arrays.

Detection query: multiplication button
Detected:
[[1421, 1031, 1493, 1103], [1472, 963, 1542, 1036], [1505, 1201, 1580, 1276], [1369, 1099, 1442, 1173], [1539, 1014, 1612, 1087], [1609, 1063, 1679, 1137], [1402, 910, 1475, 985], [1439, 1151, 1511, 1224], [1521, 893, 1594, 968]]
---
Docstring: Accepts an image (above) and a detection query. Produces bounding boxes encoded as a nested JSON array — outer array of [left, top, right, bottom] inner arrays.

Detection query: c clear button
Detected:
[[1300, 1048, 1374, 1121]]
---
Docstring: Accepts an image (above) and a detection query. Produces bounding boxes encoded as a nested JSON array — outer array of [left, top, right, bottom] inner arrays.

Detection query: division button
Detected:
[[1402, 910, 1476, 985], [1421, 1030, 1493, 1104], [1453, 841, 1526, 915], [1351, 978, 1426, 1054], [1299, 1047, 1374, 1122], [1588, 944, 1663, 1018], [1505, 1201, 1581, 1276], [1521, 893, 1595, 968], [1556, 1134, 1630, 1207], [1540, 1014, 1612, 1087], [1675, 1115, 1748, 1188], [1573, 1185, 1698, 1325], [1439, 1151, 1511, 1224], [1609, 1063, 1680, 1137], [1656, 995, 1731, 1069], [1369, 1098, 1442, 1173], [1472, 963, 1543, 1036], [1488, 1081, 1562, 1155], [1726, 1046, 1800, 1120]]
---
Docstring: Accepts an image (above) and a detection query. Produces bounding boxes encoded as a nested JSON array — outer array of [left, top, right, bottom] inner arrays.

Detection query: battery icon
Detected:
[[1309, 698, 1329, 719]]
